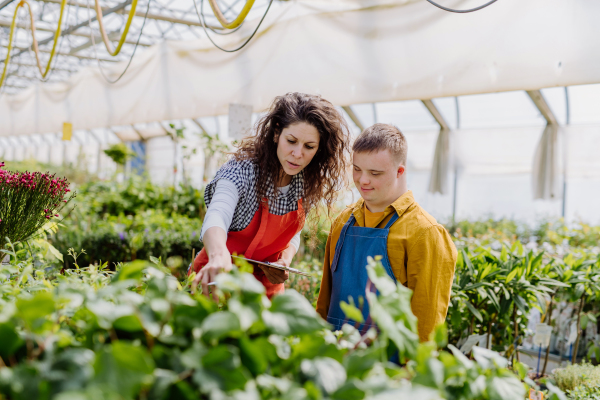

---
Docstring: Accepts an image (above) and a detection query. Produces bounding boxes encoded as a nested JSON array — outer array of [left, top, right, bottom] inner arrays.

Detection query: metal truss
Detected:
[[0, 0, 277, 94]]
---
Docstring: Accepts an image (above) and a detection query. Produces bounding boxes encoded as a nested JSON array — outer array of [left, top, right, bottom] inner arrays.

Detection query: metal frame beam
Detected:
[[341, 106, 364, 132], [421, 99, 450, 131], [526, 90, 558, 125], [40, 0, 223, 29], [0, 0, 15, 11], [0, 19, 152, 46]]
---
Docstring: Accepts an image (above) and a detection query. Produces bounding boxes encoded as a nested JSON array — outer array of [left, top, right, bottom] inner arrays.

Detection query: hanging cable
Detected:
[[206, 0, 254, 29], [94, 0, 138, 56], [424, 0, 498, 13], [195, 0, 272, 53], [35, 0, 71, 83], [205, 0, 245, 35], [87, 0, 151, 83], [0, 0, 67, 91]]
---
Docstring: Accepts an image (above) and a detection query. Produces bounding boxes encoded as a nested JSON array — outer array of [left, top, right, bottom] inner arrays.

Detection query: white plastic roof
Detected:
[[2, 0, 600, 136]]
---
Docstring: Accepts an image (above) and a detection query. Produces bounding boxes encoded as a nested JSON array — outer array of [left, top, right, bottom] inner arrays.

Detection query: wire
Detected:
[[87, 0, 151, 83], [424, 0, 499, 13], [0, 0, 67, 91], [195, 0, 273, 53], [204, 0, 245, 35], [206, 0, 254, 29], [94, 0, 139, 56]]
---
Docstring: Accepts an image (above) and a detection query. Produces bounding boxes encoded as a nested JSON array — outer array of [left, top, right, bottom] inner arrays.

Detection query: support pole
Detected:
[[342, 106, 364, 132], [452, 97, 460, 223], [562, 87, 570, 219]]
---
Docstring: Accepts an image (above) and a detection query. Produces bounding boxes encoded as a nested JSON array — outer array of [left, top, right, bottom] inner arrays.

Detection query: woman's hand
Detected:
[[258, 258, 290, 285], [192, 252, 232, 300], [191, 226, 230, 301]]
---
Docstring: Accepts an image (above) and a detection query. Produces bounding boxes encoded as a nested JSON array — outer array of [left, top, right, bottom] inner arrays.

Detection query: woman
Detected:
[[190, 92, 350, 299]]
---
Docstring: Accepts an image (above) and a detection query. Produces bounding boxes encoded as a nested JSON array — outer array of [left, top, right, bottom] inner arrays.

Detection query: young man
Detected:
[[316, 123, 457, 342]]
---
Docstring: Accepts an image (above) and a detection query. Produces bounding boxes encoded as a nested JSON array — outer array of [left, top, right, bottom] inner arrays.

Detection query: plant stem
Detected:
[[487, 313, 497, 350], [572, 294, 586, 364], [541, 294, 555, 377], [513, 303, 520, 363]]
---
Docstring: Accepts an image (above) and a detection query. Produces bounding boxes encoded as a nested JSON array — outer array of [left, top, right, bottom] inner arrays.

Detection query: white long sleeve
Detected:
[[200, 180, 301, 252]]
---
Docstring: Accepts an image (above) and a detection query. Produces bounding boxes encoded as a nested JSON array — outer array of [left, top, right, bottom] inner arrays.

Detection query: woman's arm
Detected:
[[193, 226, 232, 300], [192, 180, 238, 299]]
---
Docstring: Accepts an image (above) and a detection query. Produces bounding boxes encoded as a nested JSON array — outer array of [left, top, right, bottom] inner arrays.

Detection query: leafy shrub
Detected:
[[285, 259, 323, 306], [75, 176, 206, 219], [103, 143, 136, 166], [552, 362, 600, 392], [567, 384, 600, 400], [51, 210, 202, 274], [447, 243, 567, 351], [0, 250, 544, 400]]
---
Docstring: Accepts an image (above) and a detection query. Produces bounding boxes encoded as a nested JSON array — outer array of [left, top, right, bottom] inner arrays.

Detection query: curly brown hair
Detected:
[[234, 92, 351, 215]]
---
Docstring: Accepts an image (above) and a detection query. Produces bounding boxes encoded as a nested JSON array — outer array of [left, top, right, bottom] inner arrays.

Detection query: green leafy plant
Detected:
[[0, 250, 550, 400], [103, 143, 137, 166], [448, 243, 567, 360], [552, 362, 600, 392]]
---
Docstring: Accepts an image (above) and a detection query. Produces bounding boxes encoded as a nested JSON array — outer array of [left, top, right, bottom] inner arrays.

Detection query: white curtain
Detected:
[[532, 124, 559, 200], [428, 129, 450, 195]]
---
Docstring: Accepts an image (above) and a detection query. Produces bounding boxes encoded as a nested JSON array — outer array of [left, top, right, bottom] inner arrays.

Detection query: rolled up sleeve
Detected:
[[316, 233, 333, 320], [407, 225, 457, 342]]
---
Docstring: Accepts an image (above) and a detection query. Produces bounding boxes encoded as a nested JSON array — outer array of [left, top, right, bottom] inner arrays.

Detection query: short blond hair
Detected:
[[352, 123, 407, 164]]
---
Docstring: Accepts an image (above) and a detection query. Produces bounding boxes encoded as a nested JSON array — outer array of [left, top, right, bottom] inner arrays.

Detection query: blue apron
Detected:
[[326, 211, 399, 332]]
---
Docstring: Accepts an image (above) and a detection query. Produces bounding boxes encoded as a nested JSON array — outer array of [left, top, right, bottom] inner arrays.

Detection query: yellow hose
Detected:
[[207, 0, 255, 29], [94, 0, 138, 56], [0, 0, 67, 91]]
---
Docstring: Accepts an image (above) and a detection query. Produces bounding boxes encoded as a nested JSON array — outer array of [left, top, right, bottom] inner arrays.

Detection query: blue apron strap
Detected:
[[384, 211, 400, 229], [331, 214, 356, 272]]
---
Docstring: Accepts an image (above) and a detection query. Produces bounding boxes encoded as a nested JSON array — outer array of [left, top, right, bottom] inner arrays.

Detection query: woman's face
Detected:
[[276, 122, 320, 177]]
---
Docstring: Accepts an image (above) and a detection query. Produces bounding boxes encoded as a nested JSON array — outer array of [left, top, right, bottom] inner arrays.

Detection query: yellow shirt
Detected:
[[364, 206, 385, 228], [316, 190, 457, 342]]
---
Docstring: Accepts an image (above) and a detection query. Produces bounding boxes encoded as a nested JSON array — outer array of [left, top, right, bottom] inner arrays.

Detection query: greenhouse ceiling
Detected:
[[1, 0, 600, 136], [0, 0, 279, 94]]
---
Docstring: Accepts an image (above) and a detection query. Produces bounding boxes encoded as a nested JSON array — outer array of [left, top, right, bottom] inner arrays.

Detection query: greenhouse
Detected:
[[1, 0, 600, 399]]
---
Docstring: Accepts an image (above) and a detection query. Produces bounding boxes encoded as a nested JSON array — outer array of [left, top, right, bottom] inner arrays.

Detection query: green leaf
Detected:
[[465, 302, 483, 322], [113, 260, 147, 282], [0, 323, 23, 358], [46, 242, 64, 262], [113, 314, 144, 332], [263, 290, 327, 336], [194, 345, 249, 392], [300, 357, 347, 395], [486, 376, 525, 400], [500, 246, 508, 262], [545, 382, 568, 400], [339, 298, 365, 324], [201, 311, 241, 342], [581, 314, 589, 331], [93, 342, 155, 399], [505, 268, 518, 284], [239, 336, 275, 376], [16, 291, 55, 330]]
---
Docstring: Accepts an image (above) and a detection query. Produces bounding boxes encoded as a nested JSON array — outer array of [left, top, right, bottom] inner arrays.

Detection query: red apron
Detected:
[[190, 199, 304, 298]]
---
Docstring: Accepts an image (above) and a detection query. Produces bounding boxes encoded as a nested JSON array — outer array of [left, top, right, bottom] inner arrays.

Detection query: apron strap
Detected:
[[331, 214, 355, 272], [384, 211, 400, 229]]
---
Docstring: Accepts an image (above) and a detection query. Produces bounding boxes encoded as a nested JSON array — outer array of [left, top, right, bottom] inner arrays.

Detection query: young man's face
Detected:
[[353, 149, 405, 208]]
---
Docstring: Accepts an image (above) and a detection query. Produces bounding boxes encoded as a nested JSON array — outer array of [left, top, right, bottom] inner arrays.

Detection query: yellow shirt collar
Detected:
[[352, 190, 415, 225]]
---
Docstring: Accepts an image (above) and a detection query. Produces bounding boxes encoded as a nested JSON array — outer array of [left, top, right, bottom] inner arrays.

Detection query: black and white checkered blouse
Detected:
[[204, 159, 305, 232]]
